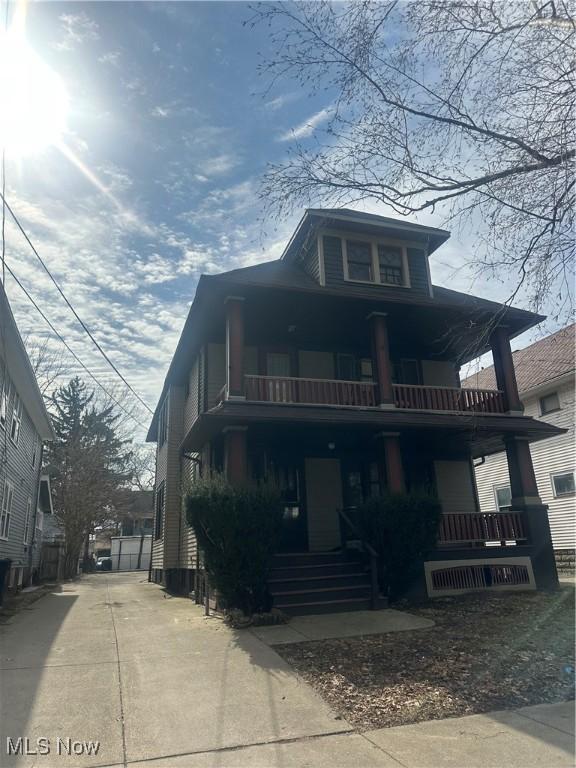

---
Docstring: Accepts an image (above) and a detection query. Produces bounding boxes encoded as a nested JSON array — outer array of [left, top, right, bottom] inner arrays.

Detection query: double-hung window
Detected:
[[0, 375, 9, 429], [0, 481, 14, 540], [494, 484, 512, 510], [154, 481, 165, 539], [342, 236, 414, 287], [23, 497, 32, 544], [10, 393, 22, 445]]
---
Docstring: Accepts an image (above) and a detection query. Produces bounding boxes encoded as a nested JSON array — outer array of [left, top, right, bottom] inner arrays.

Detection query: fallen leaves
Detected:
[[276, 587, 575, 731]]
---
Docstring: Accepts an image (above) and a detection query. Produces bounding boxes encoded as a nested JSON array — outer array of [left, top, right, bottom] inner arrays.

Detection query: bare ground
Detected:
[[276, 585, 575, 731]]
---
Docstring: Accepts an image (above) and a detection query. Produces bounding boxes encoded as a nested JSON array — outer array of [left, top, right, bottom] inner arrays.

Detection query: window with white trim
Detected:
[[540, 392, 560, 415], [23, 497, 32, 544], [494, 484, 512, 510], [31, 433, 39, 468], [0, 374, 9, 429], [0, 481, 14, 540], [551, 471, 575, 498], [10, 393, 22, 445], [342, 236, 413, 287]]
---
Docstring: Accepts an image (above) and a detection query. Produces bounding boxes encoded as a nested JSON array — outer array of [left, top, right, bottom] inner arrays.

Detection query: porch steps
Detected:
[[269, 550, 380, 615]]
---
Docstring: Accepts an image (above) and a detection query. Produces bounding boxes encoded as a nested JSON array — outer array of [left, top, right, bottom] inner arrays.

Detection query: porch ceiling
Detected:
[[180, 402, 564, 459]]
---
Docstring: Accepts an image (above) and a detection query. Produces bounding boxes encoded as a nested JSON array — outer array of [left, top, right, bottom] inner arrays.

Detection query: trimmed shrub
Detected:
[[355, 491, 442, 599], [185, 475, 283, 615]]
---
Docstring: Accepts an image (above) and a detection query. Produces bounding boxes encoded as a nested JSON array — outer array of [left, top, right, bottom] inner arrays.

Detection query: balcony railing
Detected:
[[394, 383, 505, 414], [438, 511, 527, 548], [244, 375, 377, 407], [242, 375, 505, 413]]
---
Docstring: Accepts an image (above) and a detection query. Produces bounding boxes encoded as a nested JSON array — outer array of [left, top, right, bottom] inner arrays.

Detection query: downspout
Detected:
[[28, 444, 44, 583]]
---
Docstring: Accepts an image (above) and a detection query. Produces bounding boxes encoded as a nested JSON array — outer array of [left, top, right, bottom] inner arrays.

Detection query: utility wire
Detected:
[[0, 192, 154, 415], [4, 261, 149, 431]]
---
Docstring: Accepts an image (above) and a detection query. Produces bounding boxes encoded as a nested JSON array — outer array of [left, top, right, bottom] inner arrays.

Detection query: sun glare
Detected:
[[0, 29, 69, 156]]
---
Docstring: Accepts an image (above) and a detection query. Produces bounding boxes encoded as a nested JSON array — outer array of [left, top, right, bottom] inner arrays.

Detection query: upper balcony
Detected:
[[241, 374, 505, 414]]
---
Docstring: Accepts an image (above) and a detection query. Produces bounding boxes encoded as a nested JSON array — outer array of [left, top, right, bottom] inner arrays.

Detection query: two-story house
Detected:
[[0, 285, 55, 601], [463, 324, 575, 572], [147, 209, 562, 612]]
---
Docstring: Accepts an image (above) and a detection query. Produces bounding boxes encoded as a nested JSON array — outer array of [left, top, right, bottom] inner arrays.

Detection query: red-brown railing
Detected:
[[394, 384, 505, 413], [244, 375, 377, 407], [438, 511, 527, 547]]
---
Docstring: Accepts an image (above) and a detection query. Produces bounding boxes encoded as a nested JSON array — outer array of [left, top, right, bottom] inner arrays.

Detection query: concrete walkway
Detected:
[[0, 572, 573, 768]]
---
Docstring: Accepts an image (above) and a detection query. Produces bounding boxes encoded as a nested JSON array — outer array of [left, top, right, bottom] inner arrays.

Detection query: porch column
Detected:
[[376, 432, 405, 494], [225, 296, 245, 399], [490, 326, 523, 413], [224, 427, 248, 486], [505, 435, 558, 589], [504, 435, 540, 506], [368, 312, 394, 407]]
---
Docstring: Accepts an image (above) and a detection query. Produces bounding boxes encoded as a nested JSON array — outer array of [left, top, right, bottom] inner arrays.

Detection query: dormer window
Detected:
[[341, 235, 411, 287]]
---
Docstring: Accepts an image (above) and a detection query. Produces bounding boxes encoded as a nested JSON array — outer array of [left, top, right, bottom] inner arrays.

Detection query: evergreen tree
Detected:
[[46, 377, 133, 578]]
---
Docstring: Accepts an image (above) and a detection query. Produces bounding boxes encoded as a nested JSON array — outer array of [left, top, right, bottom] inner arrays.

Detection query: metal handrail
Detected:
[[337, 507, 379, 610]]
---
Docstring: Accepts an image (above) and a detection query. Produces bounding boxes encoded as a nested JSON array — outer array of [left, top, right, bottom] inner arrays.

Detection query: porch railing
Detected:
[[245, 375, 377, 407], [337, 507, 379, 610], [394, 383, 505, 413], [438, 511, 527, 548]]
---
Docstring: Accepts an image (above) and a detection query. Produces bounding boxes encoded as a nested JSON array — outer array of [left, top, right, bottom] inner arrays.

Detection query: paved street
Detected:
[[0, 572, 573, 767]]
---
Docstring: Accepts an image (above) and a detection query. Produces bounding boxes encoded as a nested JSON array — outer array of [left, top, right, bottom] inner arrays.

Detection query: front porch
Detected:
[[196, 419, 560, 610]]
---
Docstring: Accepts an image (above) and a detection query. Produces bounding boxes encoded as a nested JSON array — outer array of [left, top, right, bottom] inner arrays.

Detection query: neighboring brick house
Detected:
[[0, 285, 55, 598], [147, 208, 563, 609], [463, 324, 575, 567]]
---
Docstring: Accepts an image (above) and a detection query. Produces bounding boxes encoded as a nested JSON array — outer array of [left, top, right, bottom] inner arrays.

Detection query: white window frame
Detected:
[[338, 231, 414, 288], [550, 471, 575, 498], [493, 483, 512, 510], [0, 375, 9, 429], [10, 392, 22, 446], [31, 432, 39, 468], [0, 481, 14, 540], [540, 391, 561, 416], [23, 497, 32, 544]]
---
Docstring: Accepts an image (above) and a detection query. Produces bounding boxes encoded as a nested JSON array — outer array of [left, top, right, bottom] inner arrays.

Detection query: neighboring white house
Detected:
[[0, 286, 55, 598], [462, 324, 575, 559]]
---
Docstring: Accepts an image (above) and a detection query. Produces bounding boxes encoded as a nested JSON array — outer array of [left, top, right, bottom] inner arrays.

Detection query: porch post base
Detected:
[[521, 503, 559, 590]]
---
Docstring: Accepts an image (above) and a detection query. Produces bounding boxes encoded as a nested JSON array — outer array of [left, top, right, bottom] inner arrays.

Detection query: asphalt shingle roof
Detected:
[[462, 324, 575, 393]]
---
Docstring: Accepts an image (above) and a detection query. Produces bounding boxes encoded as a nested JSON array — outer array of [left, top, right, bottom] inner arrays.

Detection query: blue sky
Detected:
[[3, 2, 560, 440]]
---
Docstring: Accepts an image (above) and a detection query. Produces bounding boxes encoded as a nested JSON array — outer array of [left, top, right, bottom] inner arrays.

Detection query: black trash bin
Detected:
[[0, 559, 12, 607]]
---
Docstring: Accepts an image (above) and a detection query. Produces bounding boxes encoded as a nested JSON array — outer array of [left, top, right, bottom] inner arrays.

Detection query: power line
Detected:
[[0, 192, 154, 415], [4, 260, 149, 431]]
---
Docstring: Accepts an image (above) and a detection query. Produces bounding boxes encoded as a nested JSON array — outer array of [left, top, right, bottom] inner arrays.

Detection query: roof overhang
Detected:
[[181, 402, 563, 459]]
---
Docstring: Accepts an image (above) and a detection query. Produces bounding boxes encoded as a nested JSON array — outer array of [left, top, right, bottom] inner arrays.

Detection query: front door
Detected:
[[305, 458, 343, 551]]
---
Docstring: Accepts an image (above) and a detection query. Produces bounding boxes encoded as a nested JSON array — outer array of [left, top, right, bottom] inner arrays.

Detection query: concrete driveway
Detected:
[[0, 572, 573, 768]]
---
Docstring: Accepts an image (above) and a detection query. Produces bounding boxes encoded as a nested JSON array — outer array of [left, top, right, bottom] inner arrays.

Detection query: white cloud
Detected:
[[278, 107, 333, 142], [197, 154, 240, 178], [98, 51, 121, 67], [264, 92, 300, 111], [151, 106, 171, 119], [55, 13, 100, 52]]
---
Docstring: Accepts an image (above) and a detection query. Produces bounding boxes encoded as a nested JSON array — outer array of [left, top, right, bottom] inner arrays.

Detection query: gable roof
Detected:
[[461, 324, 575, 394], [0, 285, 55, 441]]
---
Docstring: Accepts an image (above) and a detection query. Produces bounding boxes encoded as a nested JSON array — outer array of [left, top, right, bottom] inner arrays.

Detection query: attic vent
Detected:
[[431, 563, 530, 593]]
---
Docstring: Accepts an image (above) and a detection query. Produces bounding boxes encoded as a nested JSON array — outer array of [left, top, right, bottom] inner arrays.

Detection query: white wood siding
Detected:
[[434, 460, 478, 514], [474, 378, 576, 549]]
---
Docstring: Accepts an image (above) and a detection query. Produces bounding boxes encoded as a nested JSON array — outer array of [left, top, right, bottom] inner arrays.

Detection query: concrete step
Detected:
[[271, 583, 371, 606], [275, 597, 374, 615], [269, 572, 370, 592], [269, 561, 363, 580]]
